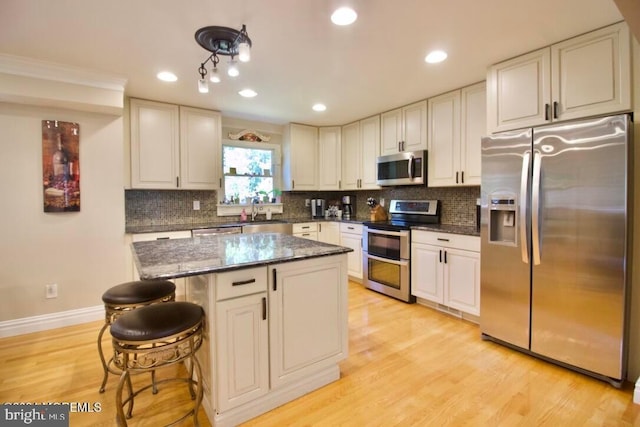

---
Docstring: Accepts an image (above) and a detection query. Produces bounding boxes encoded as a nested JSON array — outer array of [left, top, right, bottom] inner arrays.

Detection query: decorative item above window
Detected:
[[227, 129, 271, 142]]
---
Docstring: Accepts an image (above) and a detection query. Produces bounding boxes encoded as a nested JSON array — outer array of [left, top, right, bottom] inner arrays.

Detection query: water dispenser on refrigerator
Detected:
[[488, 194, 517, 246]]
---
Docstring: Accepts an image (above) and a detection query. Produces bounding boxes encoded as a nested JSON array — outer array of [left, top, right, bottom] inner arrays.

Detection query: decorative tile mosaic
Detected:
[[125, 186, 480, 228]]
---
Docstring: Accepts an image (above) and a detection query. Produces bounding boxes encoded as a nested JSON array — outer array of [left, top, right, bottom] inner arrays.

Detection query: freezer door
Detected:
[[480, 129, 532, 349], [530, 115, 629, 379]]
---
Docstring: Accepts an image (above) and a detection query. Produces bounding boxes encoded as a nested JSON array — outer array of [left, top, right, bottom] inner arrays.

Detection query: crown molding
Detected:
[[0, 53, 127, 92]]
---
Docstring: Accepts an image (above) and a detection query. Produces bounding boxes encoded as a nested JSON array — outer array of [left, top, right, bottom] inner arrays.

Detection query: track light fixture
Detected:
[[195, 24, 252, 91]]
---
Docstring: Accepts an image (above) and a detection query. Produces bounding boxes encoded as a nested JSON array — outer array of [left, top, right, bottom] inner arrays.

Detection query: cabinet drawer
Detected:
[[131, 230, 192, 241], [412, 230, 479, 252], [293, 222, 318, 233], [216, 267, 267, 301], [340, 223, 363, 235]]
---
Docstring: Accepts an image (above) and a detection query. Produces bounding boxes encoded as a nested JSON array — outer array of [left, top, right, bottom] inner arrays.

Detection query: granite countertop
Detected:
[[410, 224, 480, 237], [132, 232, 353, 280], [126, 218, 366, 234]]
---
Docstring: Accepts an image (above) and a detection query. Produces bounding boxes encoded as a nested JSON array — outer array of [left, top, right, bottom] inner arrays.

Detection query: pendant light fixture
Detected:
[[195, 24, 252, 92]]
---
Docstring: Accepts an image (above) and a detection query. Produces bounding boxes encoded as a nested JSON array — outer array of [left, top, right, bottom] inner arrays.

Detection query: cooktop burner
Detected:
[[363, 199, 440, 230]]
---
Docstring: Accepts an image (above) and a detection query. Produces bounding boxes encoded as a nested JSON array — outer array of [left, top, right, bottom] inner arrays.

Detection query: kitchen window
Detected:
[[222, 140, 281, 203]]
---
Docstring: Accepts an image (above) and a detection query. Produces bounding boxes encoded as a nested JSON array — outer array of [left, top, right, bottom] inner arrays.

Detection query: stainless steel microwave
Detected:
[[376, 150, 427, 186]]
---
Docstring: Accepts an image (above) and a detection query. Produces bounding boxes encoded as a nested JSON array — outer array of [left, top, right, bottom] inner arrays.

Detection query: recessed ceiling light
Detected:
[[312, 103, 327, 112], [331, 7, 357, 26], [425, 50, 448, 64], [239, 89, 257, 98], [157, 71, 177, 82]]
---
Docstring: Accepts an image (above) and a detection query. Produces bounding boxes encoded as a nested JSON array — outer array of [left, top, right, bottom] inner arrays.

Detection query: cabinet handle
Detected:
[[272, 268, 277, 291], [553, 101, 559, 119], [339, 180, 341, 189], [439, 249, 442, 263], [156, 237, 170, 240], [444, 251, 448, 264], [437, 238, 450, 242], [461, 171, 464, 184], [319, 224, 322, 232], [232, 278, 256, 286], [348, 226, 354, 230], [292, 180, 295, 189], [544, 103, 550, 121], [219, 178, 222, 188], [262, 297, 267, 320], [176, 176, 179, 188], [456, 171, 459, 184]]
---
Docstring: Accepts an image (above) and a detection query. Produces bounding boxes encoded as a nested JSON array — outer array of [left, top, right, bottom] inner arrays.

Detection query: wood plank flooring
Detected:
[[1, 281, 638, 426]]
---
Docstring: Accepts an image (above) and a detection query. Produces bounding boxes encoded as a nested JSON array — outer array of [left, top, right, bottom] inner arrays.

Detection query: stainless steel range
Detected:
[[362, 200, 440, 303]]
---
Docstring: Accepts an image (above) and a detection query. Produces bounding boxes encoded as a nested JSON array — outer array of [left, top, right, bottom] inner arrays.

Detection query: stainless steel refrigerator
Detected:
[[480, 114, 631, 386]]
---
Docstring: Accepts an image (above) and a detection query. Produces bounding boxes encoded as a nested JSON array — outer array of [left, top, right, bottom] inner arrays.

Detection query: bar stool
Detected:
[[110, 301, 204, 427], [98, 280, 176, 393]]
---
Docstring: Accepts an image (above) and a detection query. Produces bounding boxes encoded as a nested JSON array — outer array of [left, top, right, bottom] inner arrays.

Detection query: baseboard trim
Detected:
[[635, 376, 640, 405], [0, 305, 103, 338]]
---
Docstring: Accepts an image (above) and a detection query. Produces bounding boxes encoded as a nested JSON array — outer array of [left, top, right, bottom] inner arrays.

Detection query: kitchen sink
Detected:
[[241, 222, 292, 234]]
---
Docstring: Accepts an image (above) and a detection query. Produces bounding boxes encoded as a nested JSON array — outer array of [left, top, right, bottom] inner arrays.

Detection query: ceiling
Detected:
[[0, 0, 625, 126]]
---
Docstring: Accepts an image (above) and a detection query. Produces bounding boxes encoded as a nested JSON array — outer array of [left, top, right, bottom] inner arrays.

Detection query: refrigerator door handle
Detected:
[[531, 151, 542, 265], [520, 151, 531, 264]]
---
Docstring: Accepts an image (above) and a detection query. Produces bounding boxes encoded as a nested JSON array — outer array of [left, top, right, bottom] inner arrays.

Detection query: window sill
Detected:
[[217, 203, 283, 217]]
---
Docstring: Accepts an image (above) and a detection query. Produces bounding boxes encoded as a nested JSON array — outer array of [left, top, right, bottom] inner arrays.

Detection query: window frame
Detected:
[[220, 139, 281, 203]]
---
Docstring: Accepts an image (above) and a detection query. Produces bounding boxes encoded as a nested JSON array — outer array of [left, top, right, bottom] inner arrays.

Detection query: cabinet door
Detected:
[[179, 106, 221, 190], [318, 222, 340, 245], [359, 115, 381, 189], [402, 100, 427, 152], [380, 108, 403, 155], [269, 257, 348, 389], [340, 122, 360, 190], [318, 127, 342, 190], [551, 22, 631, 122], [283, 124, 318, 191], [216, 293, 269, 412], [460, 82, 486, 186], [410, 243, 443, 303], [340, 231, 363, 279], [444, 248, 480, 316], [428, 90, 461, 187], [486, 48, 551, 133], [130, 99, 180, 189]]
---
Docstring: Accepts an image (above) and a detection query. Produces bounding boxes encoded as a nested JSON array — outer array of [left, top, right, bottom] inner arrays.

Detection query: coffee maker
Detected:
[[311, 199, 326, 218], [341, 195, 354, 220]]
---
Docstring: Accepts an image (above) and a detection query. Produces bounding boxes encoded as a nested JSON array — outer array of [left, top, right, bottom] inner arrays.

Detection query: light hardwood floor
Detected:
[[1, 281, 638, 426]]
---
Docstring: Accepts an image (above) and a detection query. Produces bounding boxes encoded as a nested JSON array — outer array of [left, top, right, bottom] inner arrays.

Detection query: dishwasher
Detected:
[[192, 226, 242, 237]]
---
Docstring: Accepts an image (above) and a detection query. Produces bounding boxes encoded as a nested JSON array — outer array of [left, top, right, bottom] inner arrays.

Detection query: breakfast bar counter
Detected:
[[130, 233, 351, 427]]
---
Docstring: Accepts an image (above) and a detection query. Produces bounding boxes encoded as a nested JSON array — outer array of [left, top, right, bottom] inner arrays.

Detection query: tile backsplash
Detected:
[[125, 186, 480, 227]]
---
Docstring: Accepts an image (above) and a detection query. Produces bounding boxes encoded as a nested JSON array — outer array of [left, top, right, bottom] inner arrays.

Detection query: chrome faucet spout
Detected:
[[251, 200, 258, 221]]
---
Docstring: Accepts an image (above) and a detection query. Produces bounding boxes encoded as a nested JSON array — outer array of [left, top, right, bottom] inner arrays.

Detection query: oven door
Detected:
[[363, 228, 410, 260], [363, 252, 413, 303]]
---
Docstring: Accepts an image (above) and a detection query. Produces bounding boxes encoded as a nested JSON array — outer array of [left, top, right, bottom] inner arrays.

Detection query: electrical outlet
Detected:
[[380, 198, 385, 207], [305, 199, 310, 207], [193, 200, 200, 210], [46, 283, 58, 299]]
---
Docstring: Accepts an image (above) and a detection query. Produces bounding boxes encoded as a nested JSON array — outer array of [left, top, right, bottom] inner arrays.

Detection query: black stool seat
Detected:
[[111, 302, 204, 342], [102, 280, 176, 305]]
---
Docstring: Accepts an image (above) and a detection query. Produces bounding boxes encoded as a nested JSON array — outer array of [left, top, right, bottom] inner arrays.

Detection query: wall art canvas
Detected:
[[42, 120, 80, 212]]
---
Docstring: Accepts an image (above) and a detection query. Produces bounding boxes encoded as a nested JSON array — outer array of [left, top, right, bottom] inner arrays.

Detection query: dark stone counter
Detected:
[[132, 232, 353, 280]]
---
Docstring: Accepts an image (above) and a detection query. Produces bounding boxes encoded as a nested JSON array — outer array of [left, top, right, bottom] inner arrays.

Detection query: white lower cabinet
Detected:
[[268, 257, 348, 389], [411, 231, 480, 316], [293, 222, 318, 240], [186, 255, 348, 427], [318, 222, 340, 245], [339, 223, 363, 280]]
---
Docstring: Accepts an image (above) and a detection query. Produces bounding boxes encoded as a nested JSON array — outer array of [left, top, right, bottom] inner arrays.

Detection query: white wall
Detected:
[[0, 102, 127, 321]]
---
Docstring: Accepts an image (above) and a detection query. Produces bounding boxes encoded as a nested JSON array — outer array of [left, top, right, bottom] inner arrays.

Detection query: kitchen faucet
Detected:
[[251, 198, 258, 221]]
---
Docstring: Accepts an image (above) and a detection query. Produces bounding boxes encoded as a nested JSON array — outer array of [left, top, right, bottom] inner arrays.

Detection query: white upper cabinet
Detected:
[[283, 123, 318, 191], [341, 116, 380, 190], [318, 126, 341, 190], [179, 106, 222, 189], [487, 22, 631, 133], [427, 82, 485, 187], [380, 100, 427, 155], [130, 98, 221, 189]]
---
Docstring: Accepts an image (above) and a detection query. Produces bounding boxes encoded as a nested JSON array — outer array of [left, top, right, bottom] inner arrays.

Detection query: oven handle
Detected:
[[365, 253, 409, 266], [365, 228, 410, 238]]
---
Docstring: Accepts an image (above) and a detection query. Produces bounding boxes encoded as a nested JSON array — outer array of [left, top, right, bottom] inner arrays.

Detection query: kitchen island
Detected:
[[131, 233, 352, 427]]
